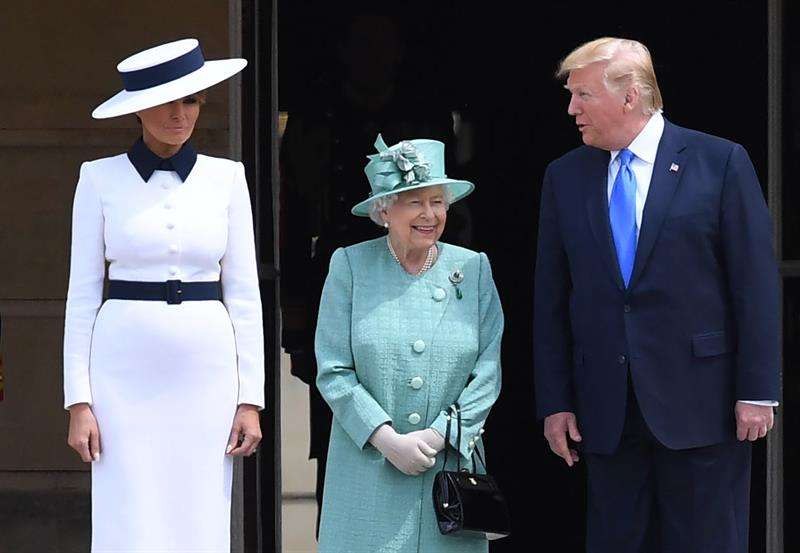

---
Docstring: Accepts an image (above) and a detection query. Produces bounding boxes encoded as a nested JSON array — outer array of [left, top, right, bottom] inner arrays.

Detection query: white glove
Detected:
[[369, 424, 437, 476], [407, 428, 446, 454]]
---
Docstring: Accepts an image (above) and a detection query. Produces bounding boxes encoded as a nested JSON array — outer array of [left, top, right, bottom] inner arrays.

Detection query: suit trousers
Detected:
[[584, 382, 751, 553]]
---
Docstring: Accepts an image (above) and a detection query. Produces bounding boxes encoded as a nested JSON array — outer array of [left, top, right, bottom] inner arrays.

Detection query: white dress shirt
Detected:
[[608, 111, 664, 235], [607, 112, 776, 407]]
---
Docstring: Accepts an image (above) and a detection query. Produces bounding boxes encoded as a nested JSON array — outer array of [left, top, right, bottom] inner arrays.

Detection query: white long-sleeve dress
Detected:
[[63, 150, 264, 553]]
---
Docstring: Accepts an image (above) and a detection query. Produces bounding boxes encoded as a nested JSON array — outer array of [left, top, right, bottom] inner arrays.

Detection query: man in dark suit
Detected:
[[534, 37, 779, 553]]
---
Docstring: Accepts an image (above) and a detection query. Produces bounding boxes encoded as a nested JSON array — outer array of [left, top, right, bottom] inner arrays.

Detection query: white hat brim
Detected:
[[92, 58, 247, 119]]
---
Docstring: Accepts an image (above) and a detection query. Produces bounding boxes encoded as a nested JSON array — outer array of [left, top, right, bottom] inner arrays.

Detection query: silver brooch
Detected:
[[449, 268, 464, 299]]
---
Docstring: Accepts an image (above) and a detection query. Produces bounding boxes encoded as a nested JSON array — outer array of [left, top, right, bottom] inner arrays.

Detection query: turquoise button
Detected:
[[413, 340, 426, 353], [433, 288, 446, 301], [408, 413, 421, 425], [410, 376, 424, 389]]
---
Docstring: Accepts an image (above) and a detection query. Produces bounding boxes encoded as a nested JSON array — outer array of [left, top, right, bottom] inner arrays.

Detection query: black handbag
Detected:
[[432, 403, 511, 540]]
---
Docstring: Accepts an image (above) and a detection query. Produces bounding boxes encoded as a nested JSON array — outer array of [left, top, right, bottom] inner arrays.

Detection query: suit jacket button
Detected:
[[433, 288, 447, 301], [618, 354, 627, 364], [408, 413, 421, 425], [410, 376, 424, 389], [413, 340, 426, 353], [624, 304, 631, 313]]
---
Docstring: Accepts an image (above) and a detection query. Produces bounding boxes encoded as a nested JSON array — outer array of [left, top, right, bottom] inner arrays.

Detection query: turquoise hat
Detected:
[[351, 134, 475, 217]]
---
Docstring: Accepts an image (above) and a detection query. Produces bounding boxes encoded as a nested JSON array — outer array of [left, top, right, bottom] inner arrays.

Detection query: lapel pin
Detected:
[[669, 163, 679, 172]]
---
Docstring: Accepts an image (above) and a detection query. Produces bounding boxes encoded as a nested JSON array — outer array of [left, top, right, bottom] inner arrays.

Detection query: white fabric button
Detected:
[[412, 340, 426, 353], [432, 288, 446, 301], [166, 222, 175, 230], [168, 244, 179, 254], [408, 413, 421, 425], [410, 376, 424, 390], [168, 266, 179, 276]]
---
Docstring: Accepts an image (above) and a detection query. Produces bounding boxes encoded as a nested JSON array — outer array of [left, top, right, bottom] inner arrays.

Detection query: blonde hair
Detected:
[[556, 37, 663, 115]]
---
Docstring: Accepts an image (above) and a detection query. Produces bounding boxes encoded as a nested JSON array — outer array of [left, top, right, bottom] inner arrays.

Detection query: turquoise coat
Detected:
[[315, 237, 504, 553]]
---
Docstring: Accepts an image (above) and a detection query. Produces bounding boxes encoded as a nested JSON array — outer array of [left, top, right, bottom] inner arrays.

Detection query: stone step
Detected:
[[0, 472, 90, 553]]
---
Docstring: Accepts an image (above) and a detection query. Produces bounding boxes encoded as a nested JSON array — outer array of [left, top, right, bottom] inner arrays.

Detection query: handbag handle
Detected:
[[441, 402, 486, 473], [441, 403, 458, 471]]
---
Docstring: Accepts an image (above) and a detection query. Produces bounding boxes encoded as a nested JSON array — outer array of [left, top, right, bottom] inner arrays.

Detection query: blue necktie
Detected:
[[609, 149, 638, 287]]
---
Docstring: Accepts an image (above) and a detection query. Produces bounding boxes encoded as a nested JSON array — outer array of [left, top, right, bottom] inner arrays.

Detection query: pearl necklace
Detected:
[[387, 236, 436, 276]]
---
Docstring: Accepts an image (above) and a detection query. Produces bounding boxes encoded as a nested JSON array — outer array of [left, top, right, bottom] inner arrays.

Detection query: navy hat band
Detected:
[[121, 45, 205, 92]]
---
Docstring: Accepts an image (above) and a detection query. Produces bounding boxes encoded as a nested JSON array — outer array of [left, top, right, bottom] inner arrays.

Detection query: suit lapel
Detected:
[[585, 148, 625, 292], [628, 121, 687, 289]]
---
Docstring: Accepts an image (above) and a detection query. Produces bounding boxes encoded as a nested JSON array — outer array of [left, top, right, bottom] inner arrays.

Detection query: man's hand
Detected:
[[735, 401, 774, 441], [544, 411, 582, 467]]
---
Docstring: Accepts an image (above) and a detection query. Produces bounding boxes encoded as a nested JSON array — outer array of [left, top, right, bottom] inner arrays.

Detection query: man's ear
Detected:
[[624, 87, 640, 112]]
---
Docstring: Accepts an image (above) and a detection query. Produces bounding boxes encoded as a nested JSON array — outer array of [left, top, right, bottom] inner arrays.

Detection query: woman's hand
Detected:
[[67, 403, 101, 463], [407, 428, 445, 454], [226, 404, 262, 456], [369, 424, 437, 476]]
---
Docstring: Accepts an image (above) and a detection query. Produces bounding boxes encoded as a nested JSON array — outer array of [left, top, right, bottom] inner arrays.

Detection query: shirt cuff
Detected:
[[739, 400, 779, 407]]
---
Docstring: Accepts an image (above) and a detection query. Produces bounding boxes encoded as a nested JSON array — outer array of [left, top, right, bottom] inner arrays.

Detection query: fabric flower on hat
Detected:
[[380, 141, 431, 185]]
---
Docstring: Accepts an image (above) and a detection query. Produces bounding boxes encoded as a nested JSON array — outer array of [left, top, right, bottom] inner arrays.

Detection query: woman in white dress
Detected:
[[63, 39, 264, 553]]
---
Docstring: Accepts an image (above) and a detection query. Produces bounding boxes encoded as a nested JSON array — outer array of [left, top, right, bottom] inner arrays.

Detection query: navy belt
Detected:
[[107, 280, 222, 305]]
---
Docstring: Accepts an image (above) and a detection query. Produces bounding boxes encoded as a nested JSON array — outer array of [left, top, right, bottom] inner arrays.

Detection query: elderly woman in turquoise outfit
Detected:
[[315, 135, 504, 552]]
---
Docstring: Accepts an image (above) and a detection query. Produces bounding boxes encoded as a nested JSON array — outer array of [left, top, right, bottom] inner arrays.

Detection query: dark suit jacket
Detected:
[[533, 119, 780, 454]]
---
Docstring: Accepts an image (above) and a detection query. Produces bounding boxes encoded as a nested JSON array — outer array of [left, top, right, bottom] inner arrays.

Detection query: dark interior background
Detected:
[[276, 1, 775, 551], [782, 2, 800, 553]]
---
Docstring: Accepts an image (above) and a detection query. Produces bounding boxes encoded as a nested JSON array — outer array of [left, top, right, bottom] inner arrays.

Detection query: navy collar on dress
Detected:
[[127, 137, 197, 182]]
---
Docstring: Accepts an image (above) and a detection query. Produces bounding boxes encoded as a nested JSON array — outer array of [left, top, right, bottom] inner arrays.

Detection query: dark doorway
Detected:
[[242, 0, 281, 551], [781, 1, 800, 552], [274, 1, 773, 551]]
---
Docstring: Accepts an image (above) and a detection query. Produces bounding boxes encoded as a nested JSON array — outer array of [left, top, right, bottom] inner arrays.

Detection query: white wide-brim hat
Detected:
[[92, 38, 247, 119]]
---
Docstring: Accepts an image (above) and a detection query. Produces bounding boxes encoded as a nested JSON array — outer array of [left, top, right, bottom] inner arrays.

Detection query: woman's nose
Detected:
[[170, 102, 186, 119]]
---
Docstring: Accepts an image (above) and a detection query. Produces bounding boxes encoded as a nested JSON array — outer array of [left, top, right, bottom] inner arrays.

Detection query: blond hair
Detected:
[[557, 37, 663, 115]]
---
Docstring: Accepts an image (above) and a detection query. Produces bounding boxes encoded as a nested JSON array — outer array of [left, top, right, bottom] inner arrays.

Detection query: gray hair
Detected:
[[368, 185, 454, 227], [368, 193, 399, 226]]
